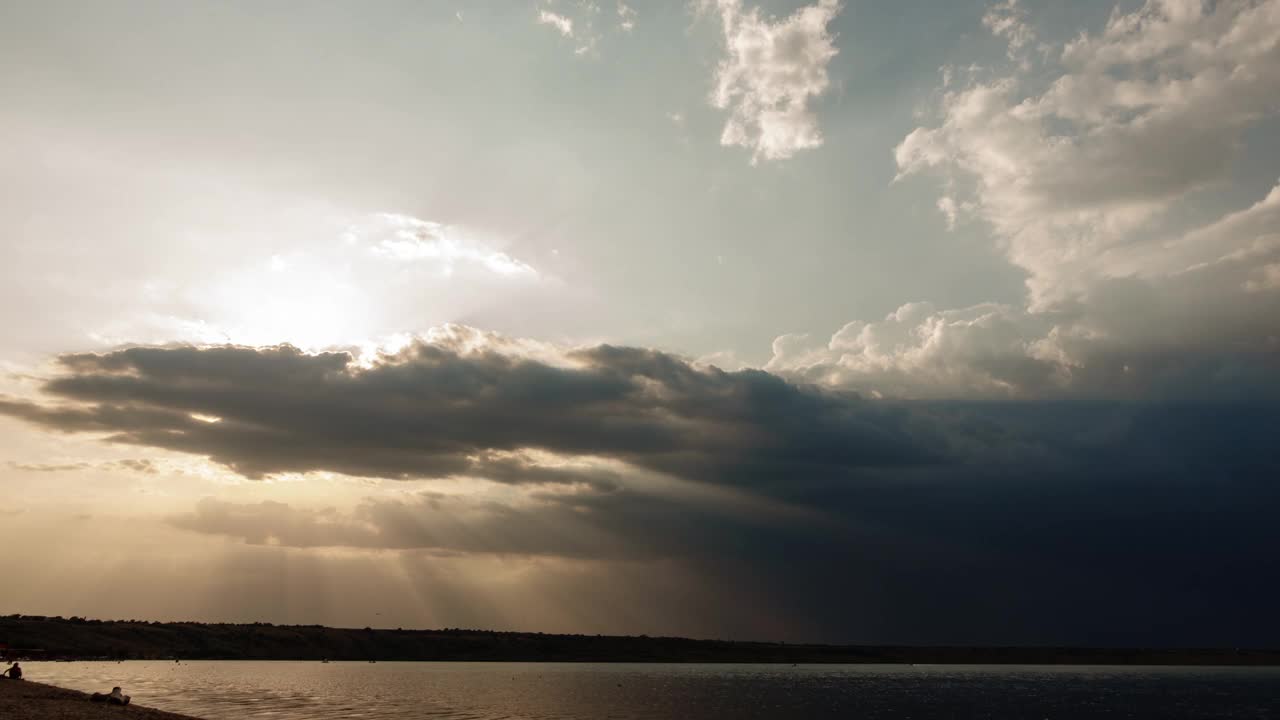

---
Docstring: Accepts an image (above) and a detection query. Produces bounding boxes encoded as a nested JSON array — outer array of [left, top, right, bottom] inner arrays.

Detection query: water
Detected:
[[24, 661, 1280, 719]]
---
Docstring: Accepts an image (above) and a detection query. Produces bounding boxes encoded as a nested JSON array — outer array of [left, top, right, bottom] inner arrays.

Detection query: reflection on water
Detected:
[[26, 660, 1280, 719]]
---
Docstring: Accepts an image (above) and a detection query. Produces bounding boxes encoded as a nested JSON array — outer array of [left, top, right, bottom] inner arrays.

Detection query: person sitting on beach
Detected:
[[3, 662, 20, 680], [90, 686, 131, 705]]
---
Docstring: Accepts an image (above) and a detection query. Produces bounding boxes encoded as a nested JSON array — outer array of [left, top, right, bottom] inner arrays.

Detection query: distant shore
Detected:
[[0, 679, 201, 720], [5, 614, 1279, 665]]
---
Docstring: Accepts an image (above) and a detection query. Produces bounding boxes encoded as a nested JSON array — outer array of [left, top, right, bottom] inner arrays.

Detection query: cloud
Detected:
[[768, 221, 1280, 401], [768, 302, 1062, 399], [0, 332, 943, 491], [355, 213, 536, 277], [4, 328, 1279, 644], [982, 0, 1036, 61], [166, 399, 1280, 645], [617, 1, 636, 32], [536, 1, 635, 56], [770, 0, 1280, 400], [8, 461, 93, 473], [169, 475, 818, 561], [537, 9, 574, 38], [704, 0, 841, 163], [113, 458, 158, 474], [7, 458, 159, 474], [896, 0, 1280, 302]]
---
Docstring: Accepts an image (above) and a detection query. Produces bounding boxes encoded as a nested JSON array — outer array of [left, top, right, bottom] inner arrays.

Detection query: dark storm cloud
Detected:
[[4, 340, 1280, 645], [0, 341, 944, 489], [173, 400, 1280, 646]]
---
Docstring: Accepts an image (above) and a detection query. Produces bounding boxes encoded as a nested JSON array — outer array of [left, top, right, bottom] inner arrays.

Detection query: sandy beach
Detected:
[[0, 679, 200, 720]]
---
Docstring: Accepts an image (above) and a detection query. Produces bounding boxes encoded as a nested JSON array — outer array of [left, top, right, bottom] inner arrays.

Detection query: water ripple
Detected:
[[23, 660, 1280, 719]]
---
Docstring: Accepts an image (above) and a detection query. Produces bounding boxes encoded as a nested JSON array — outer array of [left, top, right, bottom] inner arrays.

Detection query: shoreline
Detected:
[[0, 679, 202, 720], [7, 616, 1279, 666], [20, 653, 1280, 666]]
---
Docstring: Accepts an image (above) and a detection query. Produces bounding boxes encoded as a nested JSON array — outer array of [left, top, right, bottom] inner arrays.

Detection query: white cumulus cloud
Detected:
[[771, 0, 1280, 400], [896, 0, 1280, 303], [704, 0, 842, 163]]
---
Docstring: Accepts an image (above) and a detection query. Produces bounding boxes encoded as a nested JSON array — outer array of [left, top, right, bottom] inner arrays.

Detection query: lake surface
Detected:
[[24, 661, 1280, 719]]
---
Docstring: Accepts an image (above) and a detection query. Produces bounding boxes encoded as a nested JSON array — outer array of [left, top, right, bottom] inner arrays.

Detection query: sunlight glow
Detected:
[[171, 213, 538, 351]]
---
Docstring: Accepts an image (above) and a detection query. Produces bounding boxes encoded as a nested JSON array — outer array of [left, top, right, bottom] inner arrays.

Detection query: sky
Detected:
[[1, 0, 1278, 646]]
